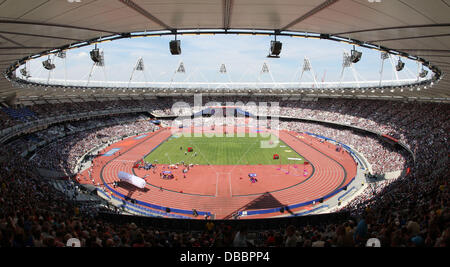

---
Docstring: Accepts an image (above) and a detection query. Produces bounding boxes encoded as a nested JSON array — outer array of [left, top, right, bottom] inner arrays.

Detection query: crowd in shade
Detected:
[[27, 99, 175, 119], [0, 111, 17, 129], [0, 98, 175, 130], [0, 97, 448, 247]]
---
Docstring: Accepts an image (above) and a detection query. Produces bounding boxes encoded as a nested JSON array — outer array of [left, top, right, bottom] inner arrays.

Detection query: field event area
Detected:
[[144, 131, 304, 166]]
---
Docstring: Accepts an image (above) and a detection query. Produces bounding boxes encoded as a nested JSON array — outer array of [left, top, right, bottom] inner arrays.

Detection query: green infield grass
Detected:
[[144, 133, 305, 165]]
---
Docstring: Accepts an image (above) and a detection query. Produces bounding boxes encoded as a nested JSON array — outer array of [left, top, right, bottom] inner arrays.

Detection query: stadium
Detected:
[[0, 0, 448, 251]]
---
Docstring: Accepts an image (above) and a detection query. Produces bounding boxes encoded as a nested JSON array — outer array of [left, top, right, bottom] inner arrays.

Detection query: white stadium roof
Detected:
[[0, 0, 449, 102]]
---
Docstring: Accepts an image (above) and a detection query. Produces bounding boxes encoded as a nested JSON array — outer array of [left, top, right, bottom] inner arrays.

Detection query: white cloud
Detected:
[[74, 51, 88, 59]]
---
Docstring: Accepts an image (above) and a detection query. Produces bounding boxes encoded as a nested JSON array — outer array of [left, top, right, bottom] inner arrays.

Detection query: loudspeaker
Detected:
[[170, 40, 181, 55], [279, 207, 285, 213], [270, 41, 282, 56], [90, 49, 101, 63], [42, 59, 55, 70], [350, 49, 362, 63], [319, 198, 324, 203], [396, 60, 405, 72], [166, 207, 171, 213], [343, 186, 348, 191]]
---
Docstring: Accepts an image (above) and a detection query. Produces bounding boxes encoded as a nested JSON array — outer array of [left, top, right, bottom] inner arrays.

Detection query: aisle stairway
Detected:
[[49, 179, 100, 202]]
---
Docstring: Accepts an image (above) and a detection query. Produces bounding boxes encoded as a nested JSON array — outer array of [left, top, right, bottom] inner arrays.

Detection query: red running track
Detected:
[[76, 127, 357, 219]]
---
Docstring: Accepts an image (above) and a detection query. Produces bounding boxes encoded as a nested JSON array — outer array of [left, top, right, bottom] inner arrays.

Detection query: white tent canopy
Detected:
[[118, 171, 146, 189]]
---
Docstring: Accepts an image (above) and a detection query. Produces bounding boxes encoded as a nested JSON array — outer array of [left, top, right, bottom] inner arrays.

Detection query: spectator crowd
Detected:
[[0, 96, 447, 247], [29, 114, 157, 175]]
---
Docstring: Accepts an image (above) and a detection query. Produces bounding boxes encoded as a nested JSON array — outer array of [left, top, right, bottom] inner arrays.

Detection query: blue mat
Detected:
[[103, 148, 121, 156]]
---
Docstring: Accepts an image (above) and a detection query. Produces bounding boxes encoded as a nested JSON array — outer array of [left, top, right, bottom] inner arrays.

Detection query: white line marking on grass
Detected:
[[227, 136, 260, 174]]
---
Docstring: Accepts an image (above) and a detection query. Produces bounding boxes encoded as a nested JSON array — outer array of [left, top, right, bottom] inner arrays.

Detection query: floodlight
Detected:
[[219, 64, 227, 74], [135, 58, 144, 71]]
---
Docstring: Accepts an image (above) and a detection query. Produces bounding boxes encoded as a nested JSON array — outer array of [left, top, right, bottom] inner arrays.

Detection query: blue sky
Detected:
[[23, 34, 425, 87]]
